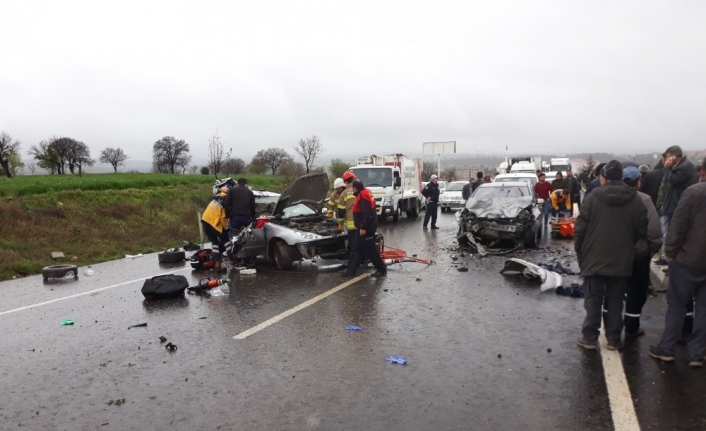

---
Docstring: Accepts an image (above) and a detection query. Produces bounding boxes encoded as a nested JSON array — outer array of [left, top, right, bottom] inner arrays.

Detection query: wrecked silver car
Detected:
[[456, 182, 541, 249], [230, 173, 348, 270]]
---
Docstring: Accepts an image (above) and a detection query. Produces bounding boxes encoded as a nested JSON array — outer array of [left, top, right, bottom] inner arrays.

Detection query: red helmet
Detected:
[[343, 171, 356, 182]]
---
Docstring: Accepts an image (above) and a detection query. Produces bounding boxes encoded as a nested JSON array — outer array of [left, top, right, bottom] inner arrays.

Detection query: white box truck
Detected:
[[349, 154, 423, 222]]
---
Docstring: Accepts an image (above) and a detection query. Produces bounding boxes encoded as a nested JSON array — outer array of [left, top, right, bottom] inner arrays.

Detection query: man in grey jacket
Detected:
[[622, 167, 662, 337], [575, 161, 648, 351], [650, 159, 706, 368]]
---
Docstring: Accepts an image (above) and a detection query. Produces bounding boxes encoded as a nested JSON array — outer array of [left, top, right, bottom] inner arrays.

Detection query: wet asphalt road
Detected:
[[0, 213, 704, 431]]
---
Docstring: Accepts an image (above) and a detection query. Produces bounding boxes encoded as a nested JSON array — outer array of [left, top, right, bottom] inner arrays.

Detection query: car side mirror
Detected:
[[395, 177, 401, 188]]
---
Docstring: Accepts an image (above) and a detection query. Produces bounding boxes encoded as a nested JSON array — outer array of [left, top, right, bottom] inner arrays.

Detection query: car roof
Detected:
[[479, 181, 530, 188], [496, 173, 536, 178], [252, 190, 280, 197]]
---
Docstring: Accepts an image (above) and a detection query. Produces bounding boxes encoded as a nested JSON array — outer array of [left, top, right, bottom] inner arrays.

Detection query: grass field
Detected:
[[0, 173, 284, 197], [0, 173, 287, 281]]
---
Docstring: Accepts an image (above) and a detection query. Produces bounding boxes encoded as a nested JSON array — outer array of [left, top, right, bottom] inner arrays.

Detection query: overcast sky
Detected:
[[2, 0, 705, 165]]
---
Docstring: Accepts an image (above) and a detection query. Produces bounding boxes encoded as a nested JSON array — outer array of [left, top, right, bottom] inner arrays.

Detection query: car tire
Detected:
[[523, 228, 537, 248], [410, 199, 420, 217], [42, 264, 78, 280], [392, 208, 400, 223], [158, 250, 186, 263], [273, 241, 294, 271]]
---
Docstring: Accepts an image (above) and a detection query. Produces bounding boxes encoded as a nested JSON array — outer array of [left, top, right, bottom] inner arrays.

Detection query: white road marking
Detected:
[[598, 328, 641, 431], [0, 268, 189, 317], [233, 274, 369, 340]]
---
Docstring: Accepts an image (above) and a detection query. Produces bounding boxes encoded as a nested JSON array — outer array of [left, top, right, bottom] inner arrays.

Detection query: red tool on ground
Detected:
[[374, 233, 430, 265], [551, 217, 575, 238], [187, 277, 230, 292]]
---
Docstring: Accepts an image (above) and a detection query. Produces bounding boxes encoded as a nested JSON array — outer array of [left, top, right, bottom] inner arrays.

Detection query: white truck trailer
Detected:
[[349, 154, 423, 222]]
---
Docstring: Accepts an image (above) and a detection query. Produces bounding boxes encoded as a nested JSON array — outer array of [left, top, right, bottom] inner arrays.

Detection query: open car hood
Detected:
[[465, 196, 534, 219], [273, 173, 330, 217]]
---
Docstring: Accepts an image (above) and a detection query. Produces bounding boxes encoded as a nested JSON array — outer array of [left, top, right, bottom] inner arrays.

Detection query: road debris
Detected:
[[386, 356, 407, 365], [83, 267, 95, 276], [159, 336, 167, 343], [165, 342, 177, 351], [499, 258, 563, 292], [346, 325, 364, 331], [128, 323, 147, 329], [61, 319, 74, 326], [125, 254, 144, 259], [51, 252, 65, 259]]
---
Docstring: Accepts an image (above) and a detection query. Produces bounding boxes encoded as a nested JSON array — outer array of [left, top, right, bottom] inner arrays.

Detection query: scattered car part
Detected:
[[158, 249, 186, 263], [51, 252, 65, 259], [159, 336, 167, 343], [386, 356, 408, 365], [128, 323, 148, 329], [499, 258, 563, 292], [240, 269, 257, 275], [165, 342, 177, 352], [61, 319, 75, 326], [346, 326, 364, 331], [42, 264, 78, 280]]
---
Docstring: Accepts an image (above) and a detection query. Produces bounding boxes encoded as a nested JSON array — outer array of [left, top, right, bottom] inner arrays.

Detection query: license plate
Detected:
[[481, 222, 516, 232]]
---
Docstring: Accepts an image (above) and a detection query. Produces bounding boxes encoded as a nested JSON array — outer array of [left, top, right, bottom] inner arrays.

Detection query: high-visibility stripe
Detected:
[[686, 312, 694, 317], [624, 313, 641, 318]]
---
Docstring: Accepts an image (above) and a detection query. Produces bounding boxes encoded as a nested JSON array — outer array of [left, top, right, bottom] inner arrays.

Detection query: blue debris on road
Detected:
[[386, 356, 407, 365], [346, 325, 364, 331]]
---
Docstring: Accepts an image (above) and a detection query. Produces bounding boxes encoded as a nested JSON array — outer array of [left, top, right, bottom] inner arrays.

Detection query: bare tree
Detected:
[[294, 135, 324, 174], [280, 159, 306, 183], [190, 165, 199, 175], [100, 147, 129, 173], [0, 131, 22, 178], [27, 163, 35, 175], [152, 136, 191, 174], [207, 132, 226, 178], [251, 148, 292, 175], [224, 157, 246, 175], [421, 161, 436, 181], [443, 167, 458, 182]]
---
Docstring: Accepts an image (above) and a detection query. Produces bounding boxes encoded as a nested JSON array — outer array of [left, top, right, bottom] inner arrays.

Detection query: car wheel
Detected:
[[42, 264, 78, 279], [158, 250, 186, 263], [273, 241, 294, 271], [523, 228, 537, 248], [412, 199, 420, 217], [392, 208, 400, 222]]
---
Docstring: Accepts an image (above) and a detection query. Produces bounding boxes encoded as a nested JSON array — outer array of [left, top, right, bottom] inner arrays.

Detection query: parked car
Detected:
[[456, 181, 541, 249], [440, 181, 468, 212], [230, 173, 348, 270]]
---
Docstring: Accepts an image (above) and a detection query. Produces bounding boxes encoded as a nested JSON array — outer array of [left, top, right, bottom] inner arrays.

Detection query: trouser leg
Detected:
[[604, 276, 628, 343], [346, 230, 361, 276], [625, 256, 650, 334], [424, 202, 437, 227], [582, 276, 606, 343], [360, 228, 386, 274], [660, 215, 670, 257], [430, 202, 438, 227], [688, 268, 706, 359], [658, 260, 696, 355], [683, 299, 694, 335], [542, 201, 550, 224], [201, 222, 222, 260]]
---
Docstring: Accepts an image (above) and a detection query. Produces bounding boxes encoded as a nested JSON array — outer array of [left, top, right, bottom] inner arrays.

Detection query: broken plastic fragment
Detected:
[[346, 326, 364, 331], [61, 319, 75, 326], [386, 356, 407, 365], [499, 258, 563, 292]]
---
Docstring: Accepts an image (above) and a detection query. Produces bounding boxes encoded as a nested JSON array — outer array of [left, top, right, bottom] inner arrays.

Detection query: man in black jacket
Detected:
[[641, 156, 665, 207], [650, 158, 706, 367], [575, 161, 648, 351], [346, 179, 387, 277], [655, 146, 698, 266], [566, 169, 580, 214], [422, 175, 440, 230], [223, 177, 256, 231], [584, 163, 607, 196]]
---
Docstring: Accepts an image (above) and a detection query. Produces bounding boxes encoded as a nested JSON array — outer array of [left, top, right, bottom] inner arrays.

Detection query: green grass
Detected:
[[0, 173, 284, 197], [0, 173, 288, 281]]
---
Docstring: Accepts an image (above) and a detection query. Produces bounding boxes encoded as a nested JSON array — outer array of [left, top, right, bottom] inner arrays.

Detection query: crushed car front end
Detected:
[[456, 196, 540, 249]]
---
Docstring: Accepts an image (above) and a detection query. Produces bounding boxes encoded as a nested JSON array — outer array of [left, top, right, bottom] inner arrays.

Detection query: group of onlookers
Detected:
[[533, 169, 581, 227], [574, 146, 706, 368]]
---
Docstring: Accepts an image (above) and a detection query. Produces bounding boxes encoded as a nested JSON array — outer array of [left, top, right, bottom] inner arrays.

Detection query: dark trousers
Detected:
[[582, 276, 628, 344], [343, 229, 359, 267], [624, 255, 651, 334], [424, 201, 438, 228], [658, 260, 706, 357], [230, 216, 253, 231], [201, 221, 232, 261], [347, 228, 386, 276]]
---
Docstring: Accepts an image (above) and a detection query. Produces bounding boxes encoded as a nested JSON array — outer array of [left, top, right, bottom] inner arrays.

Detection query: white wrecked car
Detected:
[[456, 182, 542, 249]]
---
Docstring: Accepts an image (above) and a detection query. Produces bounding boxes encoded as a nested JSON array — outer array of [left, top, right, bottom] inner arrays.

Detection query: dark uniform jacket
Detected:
[[223, 185, 256, 219], [640, 163, 664, 206], [574, 182, 648, 277], [422, 182, 440, 203], [665, 182, 706, 271]]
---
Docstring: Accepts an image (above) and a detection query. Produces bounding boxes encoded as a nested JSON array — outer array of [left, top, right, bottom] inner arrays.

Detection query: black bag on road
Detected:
[[141, 274, 189, 300]]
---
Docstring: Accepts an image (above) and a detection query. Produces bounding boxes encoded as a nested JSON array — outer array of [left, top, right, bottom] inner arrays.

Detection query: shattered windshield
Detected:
[[473, 186, 528, 199], [349, 168, 393, 187]]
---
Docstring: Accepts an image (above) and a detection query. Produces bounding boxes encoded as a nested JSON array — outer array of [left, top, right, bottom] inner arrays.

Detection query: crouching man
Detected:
[[200, 187, 233, 270]]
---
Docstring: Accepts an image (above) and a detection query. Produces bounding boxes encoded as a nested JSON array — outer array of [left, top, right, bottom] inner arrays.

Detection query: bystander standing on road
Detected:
[[534, 173, 554, 228], [483, 175, 492, 183], [641, 155, 666, 207], [621, 167, 662, 338], [584, 163, 607, 196], [650, 159, 706, 368], [422, 175, 440, 230], [575, 161, 648, 351], [654, 146, 698, 266], [346, 179, 387, 278], [462, 173, 481, 202], [552, 171, 569, 192], [566, 169, 580, 215], [200, 187, 234, 269], [473, 171, 484, 192], [224, 177, 256, 231]]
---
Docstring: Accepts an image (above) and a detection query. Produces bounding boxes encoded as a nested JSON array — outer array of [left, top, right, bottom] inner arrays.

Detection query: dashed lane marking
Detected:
[[599, 327, 641, 431], [233, 273, 370, 339], [0, 268, 190, 317]]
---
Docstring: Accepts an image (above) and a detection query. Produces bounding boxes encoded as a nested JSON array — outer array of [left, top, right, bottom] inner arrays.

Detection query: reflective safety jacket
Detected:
[[201, 192, 228, 233], [337, 187, 357, 230], [327, 190, 342, 216], [551, 191, 572, 211]]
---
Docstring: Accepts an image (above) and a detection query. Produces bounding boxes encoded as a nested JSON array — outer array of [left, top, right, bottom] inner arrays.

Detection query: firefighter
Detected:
[[338, 171, 359, 272], [327, 178, 345, 218], [200, 187, 233, 270]]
